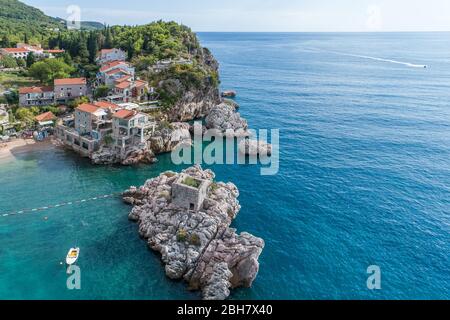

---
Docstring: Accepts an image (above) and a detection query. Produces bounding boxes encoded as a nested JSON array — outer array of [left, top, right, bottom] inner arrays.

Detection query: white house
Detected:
[[0, 47, 30, 59], [97, 60, 135, 86], [18, 86, 55, 106], [97, 48, 127, 64]]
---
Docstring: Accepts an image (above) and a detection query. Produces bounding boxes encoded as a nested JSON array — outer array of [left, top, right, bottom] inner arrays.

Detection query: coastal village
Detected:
[[1, 44, 185, 164], [0, 40, 255, 164], [0, 4, 266, 299]]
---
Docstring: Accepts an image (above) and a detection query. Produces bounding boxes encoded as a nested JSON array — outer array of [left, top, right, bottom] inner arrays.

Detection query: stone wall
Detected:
[[171, 174, 211, 211]]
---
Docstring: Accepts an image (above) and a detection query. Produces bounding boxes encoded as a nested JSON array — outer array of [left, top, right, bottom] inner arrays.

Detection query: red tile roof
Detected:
[[94, 101, 120, 110], [113, 109, 136, 119], [106, 68, 130, 76], [99, 60, 128, 72], [35, 111, 56, 122], [76, 103, 100, 114], [115, 75, 132, 83], [134, 80, 148, 88], [45, 49, 65, 53], [2, 48, 29, 53], [100, 49, 116, 54], [115, 81, 132, 89], [19, 86, 53, 94], [54, 78, 87, 86]]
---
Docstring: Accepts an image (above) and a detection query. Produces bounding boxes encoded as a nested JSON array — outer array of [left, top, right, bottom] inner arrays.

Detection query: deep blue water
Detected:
[[1, 33, 449, 299]]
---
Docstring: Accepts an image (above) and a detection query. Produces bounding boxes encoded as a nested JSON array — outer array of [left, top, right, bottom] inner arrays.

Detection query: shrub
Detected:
[[182, 177, 200, 188], [209, 182, 219, 193], [163, 172, 176, 178], [189, 233, 201, 246], [176, 228, 188, 242], [94, 85, 110, 99]]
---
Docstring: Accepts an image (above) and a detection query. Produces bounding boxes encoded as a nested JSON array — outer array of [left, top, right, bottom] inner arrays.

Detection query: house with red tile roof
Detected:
[[97, 48, 126, 64], [112, 109, 154, 155], [0, 47, 30, 59], [112, 78, 150, 103], [16, 43, 44, 56], [35, 111, 56, 125], [55, 99, 155, 160], [97, 60, 135, 86], [18, 86, 55, 106], [56, 102, 115, 155], [54, 78, 88, 103]]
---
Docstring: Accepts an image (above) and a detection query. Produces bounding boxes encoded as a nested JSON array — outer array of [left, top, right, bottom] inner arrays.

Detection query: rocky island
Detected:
[[123, 165, 264, 300]]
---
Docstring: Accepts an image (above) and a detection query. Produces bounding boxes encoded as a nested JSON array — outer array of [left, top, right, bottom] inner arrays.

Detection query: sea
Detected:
[[0, 32, 449, 300]]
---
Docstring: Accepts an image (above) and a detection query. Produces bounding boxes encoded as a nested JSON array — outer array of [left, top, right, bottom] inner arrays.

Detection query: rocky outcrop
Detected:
[[91, 146, 157, 165], [205, 103, 249, 137], [121, 148, 157, 166], [166, 49, 221, 122], [91, 146, 120, 165], [149, 122, 192, 154], [123, 165, 264, 300], [165, 82, 221, 122], [238, 139, 272, 156]]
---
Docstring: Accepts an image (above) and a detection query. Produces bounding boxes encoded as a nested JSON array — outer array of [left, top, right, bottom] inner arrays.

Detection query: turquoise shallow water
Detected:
[[1, 33, 450, 299]]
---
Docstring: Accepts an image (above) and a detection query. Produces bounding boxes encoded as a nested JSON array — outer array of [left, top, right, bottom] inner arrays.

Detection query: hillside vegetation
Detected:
[[0, 0, 62, 44]]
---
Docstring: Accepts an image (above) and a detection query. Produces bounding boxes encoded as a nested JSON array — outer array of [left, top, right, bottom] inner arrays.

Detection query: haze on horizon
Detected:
[[23, 0, 450, 32]]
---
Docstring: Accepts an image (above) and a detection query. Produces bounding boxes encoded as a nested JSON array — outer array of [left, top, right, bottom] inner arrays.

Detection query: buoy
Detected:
[[44, 217, 48, 220]]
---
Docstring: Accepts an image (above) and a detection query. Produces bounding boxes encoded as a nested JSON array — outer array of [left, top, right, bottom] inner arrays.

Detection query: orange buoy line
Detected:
[[0, 193, 122, 218]]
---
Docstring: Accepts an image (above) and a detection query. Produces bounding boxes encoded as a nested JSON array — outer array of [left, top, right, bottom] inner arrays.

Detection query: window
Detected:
[[190, 203, 195, 211]]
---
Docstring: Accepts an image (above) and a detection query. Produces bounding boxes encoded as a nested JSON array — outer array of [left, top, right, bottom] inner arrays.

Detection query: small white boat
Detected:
[[66, 248, 80, 265]]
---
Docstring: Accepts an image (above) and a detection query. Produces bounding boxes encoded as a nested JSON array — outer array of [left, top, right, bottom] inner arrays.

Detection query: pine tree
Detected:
[[78, 34, 90, 65], [26, 52, 36, 67], [104, 26, 113, 49], [127, 38, 135, 60], [1, 35, 10, 48], [87, 32, 99, 63]]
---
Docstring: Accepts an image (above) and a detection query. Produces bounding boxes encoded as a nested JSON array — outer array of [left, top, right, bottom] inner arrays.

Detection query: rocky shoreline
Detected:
[[123, 165, 264, 300]]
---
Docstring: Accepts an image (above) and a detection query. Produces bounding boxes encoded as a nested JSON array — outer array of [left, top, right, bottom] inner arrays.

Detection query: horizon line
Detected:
[[193, 30, 450, 33]]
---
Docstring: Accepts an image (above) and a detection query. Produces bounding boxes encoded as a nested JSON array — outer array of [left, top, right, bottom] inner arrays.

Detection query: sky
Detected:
[[23, 0, 450, 32]]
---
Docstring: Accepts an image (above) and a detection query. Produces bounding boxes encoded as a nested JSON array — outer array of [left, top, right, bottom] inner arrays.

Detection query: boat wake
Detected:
[[339, 52, 428, 68], [308, 48, 428, 68]]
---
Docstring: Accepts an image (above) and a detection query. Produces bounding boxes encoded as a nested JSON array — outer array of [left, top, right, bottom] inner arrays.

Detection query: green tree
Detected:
[[68, 96, 89, 109], [26, 52, 36, 67], [94, 85, 110, 99], [1, 35, 10, 48], [16, 58, 26, 68], [77, 39, 90, 65], [87, 32, 99, 63], [0, 55, 18, 68], [28, 58, 74, 84], [15, 107, 35, 126], [104, 27, 113, 48], [4, 90, 19, 105]]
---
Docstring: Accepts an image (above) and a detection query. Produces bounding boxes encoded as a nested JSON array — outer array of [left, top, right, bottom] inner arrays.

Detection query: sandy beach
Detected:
[[0, 138, 55, 162]]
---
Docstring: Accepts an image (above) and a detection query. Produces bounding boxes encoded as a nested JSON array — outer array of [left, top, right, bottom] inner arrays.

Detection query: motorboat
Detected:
[[66, 247, 80, 265]]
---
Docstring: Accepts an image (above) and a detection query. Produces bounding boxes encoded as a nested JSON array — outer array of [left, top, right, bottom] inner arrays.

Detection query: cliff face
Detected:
[[123, 165, 264, 300], [166, 83, 220, 122], [149, 122, 192, 154], [164, 48, 222, 122]]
